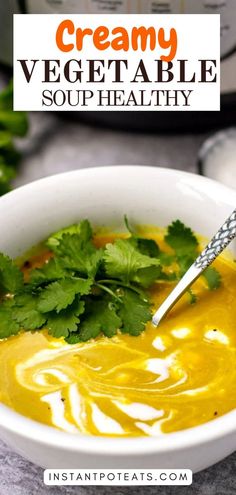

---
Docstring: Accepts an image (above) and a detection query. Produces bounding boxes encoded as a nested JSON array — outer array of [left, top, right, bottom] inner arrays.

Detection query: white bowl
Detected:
[[0, 166, 235, 472]]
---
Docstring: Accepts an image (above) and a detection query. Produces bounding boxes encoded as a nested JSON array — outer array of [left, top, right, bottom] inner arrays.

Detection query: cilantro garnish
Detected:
[[203, 267, 221, 290], [0, 218, 221, 343], [104, 238, 160, 286], [165, 220, 198, 257], [0, 253, 23, 293], [165, 220, 221, 296]]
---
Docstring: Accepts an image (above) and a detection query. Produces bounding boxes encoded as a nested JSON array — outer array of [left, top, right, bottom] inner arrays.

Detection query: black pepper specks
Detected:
[[23, 260, 31, 269]]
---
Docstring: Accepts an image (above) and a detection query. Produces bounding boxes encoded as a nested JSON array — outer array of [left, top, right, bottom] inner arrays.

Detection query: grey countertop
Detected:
[[0, 72, 235, 494], [14, 111, 202, 188]]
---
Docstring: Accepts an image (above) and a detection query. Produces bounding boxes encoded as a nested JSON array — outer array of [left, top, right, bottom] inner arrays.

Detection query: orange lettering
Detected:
[[111, 27, 129, 51], [132, 27, 156, 51], [158, 28, 177, 62], [93, 26, 110, 50], [56, 20, 75, 52], [76, 28, 93, 50]]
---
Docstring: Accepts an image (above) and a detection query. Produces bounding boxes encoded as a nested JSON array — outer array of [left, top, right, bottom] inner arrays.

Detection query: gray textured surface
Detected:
[[0, 439, 235, 495], [14, 112, 203, 187], [0, 70, 235, 493]]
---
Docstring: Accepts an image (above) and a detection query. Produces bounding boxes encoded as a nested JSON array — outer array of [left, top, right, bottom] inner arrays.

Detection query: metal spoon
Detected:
[[152, 209, 236, 327]]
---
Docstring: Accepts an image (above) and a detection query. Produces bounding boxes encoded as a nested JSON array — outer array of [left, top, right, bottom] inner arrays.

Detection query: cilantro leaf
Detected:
[[188, 289, 197, 305], [65, 333, 82, 344], [158, 252, 175, 266], [47, 220, 92, 250], [165, 220, 198, 257], [118, 288, 152, 336], [78, 299, 122, 341], [135, 238, 160, 258], [12, 294, 47, 330], [38, 278, 92, 313], [165, 220, 221, 290], [133, 266, 162, 288], [52, 233, 102, 278], [29, 258, 66, 286], [0, 253, 23, 294], [177, 254, 195, 278], [124, 215, 160, 258], [123, 217, 172, 282], [0, 216, 222, 345], [47, 300, 85, 338], [104, 239, 160, 286], [0, 302, 20, 338], [203, 267, 221, 290]]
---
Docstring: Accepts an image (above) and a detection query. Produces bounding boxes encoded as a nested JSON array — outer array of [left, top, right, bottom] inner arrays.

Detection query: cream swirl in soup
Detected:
[[0, 232, 235, 436]]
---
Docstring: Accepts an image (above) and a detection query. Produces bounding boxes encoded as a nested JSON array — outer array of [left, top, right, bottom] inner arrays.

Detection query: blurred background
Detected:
[[0, 0, 236, 193]]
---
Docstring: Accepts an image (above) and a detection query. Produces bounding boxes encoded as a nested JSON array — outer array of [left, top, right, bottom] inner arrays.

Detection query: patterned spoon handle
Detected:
[[194, 209, 236, 270], [152, 209, 236, 327]]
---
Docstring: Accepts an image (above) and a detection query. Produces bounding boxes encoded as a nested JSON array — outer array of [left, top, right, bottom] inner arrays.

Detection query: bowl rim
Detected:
[[0, 403, 236, 455], [0, 164, 236, 455], [3, 163, 236, 206]]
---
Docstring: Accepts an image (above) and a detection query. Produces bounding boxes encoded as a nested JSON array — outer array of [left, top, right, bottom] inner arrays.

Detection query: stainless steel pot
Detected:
[[25, 0, 236, 59]]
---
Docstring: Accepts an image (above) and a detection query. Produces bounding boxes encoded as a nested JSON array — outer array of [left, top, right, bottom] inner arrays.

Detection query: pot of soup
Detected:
[[23, 0, 236, 60]]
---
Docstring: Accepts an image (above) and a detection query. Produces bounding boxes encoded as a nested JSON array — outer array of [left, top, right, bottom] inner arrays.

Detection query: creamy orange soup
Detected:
[[0, 231, 235, 436]]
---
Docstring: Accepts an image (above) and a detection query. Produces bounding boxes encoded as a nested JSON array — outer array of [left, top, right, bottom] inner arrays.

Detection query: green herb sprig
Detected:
[[165, 220, 221, 290], [0, 81, 28, 195], [0, 219, 221, 343]]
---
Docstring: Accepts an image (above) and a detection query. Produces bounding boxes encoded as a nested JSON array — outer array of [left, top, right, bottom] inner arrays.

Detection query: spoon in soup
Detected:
[[152, 209, 236, 327]]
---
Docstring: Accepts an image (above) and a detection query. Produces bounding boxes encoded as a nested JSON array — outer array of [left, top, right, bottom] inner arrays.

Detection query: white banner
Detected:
[[14, 14, 220, 111], [44, 468, 193, 486]]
